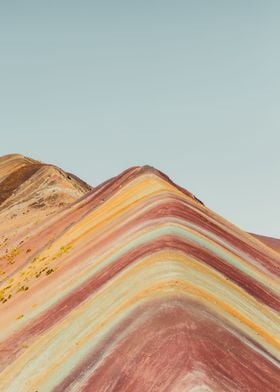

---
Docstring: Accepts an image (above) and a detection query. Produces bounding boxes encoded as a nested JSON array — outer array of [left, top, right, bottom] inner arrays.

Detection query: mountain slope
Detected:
[[0, 157, 279, 392]]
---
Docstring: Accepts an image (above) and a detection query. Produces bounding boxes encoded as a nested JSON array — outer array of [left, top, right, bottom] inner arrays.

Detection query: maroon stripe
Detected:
[[136, 198, 280, 276], [0, 234, 278, 371], [53, 297, 280, 392]]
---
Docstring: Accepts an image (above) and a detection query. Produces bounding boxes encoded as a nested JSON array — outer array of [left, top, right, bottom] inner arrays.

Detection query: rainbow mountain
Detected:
[[0, 154, 279, 391]]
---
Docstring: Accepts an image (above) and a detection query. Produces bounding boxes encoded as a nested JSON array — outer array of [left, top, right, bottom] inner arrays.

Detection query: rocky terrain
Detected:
[[0, 154, 279, 391]]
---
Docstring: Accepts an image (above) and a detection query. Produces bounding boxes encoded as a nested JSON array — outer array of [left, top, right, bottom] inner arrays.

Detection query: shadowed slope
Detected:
[[0, 162, 43, 205], [0, 154, 37, 183], [0, 157, 279, 392]]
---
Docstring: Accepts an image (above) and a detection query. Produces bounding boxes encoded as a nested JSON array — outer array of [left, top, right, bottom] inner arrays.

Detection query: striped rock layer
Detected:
[[0, 155, 279, 391]]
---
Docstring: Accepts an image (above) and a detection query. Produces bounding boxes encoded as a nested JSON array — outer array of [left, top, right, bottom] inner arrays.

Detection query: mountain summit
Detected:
[[0, 154, 279, 392]]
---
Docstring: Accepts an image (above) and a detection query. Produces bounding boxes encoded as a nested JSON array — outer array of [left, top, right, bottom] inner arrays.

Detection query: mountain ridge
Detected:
[[0, 154, 279, 391]]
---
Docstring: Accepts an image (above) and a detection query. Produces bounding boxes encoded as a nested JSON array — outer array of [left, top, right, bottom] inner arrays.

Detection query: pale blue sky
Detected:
[[0, 1, 279, 237]]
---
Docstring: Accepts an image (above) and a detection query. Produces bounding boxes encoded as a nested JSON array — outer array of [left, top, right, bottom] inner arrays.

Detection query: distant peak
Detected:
[[250, 233, 280, 253]]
